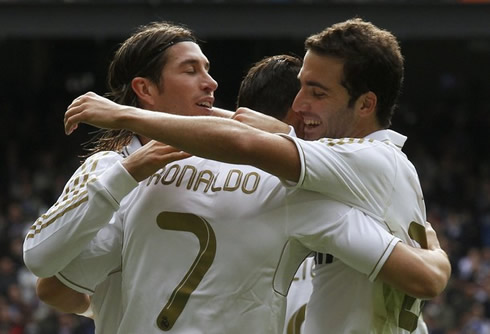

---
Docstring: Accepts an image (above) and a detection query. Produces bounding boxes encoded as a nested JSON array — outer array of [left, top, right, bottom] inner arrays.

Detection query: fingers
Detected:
[[164, 151, 192, 164], [64, 106, 83, 135], [154, 145, 192, 163], [64, 93, 90, 135]]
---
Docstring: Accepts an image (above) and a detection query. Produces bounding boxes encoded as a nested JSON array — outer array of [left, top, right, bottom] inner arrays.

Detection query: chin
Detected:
[[304, 131, 322, 141]]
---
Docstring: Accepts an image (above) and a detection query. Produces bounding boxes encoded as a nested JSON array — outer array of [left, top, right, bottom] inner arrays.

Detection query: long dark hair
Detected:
[[83, 21, 196, 157]]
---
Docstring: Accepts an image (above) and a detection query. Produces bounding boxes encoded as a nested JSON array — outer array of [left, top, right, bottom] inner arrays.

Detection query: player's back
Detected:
[[117, 156, 293, 333]]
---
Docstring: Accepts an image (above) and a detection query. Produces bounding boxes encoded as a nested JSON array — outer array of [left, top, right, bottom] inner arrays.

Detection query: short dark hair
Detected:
[[305, 18, 404, 128], [237, 54, 302, 121]]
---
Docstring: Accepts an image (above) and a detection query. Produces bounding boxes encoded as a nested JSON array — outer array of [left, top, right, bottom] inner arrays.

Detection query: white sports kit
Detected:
[[285, 129, 428, 333], [24, 128, 427, 333], [25, 137, 401, 333]]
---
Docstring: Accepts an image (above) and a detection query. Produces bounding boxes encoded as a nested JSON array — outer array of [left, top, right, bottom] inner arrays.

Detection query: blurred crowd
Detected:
[[1, 37, 490, 333]]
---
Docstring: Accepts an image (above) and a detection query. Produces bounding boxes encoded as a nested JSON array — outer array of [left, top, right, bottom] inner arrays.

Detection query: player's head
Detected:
[[237, 55, 302, 121], [107, 21, 217, 115], [237, 54, 304, 137], [88, 21, 217, 154], [292, 18, 404, 140]]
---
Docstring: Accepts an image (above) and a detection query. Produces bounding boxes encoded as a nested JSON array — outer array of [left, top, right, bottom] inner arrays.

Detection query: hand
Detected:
[[232, 107, 290, 134], [425, 221, 443, 251], [122, 141, 191, 182], [65, 92, 126, 135]]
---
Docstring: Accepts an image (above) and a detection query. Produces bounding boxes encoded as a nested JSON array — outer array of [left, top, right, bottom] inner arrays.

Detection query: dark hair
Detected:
[[84, 21, 197, 155], [237, 54, 302, 121], [305, 18, 404, 128]]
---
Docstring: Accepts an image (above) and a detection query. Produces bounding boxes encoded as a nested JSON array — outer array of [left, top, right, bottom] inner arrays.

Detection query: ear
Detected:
[[357, 91, 377, 118], [131, 77, 158, 107]]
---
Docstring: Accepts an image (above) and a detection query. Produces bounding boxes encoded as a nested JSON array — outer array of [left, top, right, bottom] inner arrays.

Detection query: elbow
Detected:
[[413, 278, 444, 300], [36, 277, 57, 305], [24, 250, 53, 278], [410, 262, 452, 299]]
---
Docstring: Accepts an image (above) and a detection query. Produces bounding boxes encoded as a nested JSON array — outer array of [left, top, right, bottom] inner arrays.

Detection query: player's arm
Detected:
[[65, 92, 302, 182], [378, 223, 451, 299], [23, 141, 188, 277], [295, 201, 450, 300], [36, 276, 91, 316], [37, 220, 123, 316], [22, 151, 132, 278]]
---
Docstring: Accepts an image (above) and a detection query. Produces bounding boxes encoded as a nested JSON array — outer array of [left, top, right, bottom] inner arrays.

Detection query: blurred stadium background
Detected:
[[1, 1, 490, 333]]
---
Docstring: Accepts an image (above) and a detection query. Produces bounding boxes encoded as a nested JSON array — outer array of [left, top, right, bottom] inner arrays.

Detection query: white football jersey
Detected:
[[90, 272, 122, 334], [23, 138, 140, 278], [24, 138, 143, 333], [286, 129, 428, 333], [283, 256, 314, 334], [58, 155, 400, 334]]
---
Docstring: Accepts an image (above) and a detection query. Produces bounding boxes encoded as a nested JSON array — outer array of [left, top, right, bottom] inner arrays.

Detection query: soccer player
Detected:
[[29, 40, 408, 332], [24, 21, 212, 332], [235, 53, 313, 334], [236, 54, 305, 139], [64, 18, 451, 333]]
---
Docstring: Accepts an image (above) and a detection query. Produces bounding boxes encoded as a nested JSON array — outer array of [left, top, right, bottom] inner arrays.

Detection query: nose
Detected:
[[203, 72, 218, 92], [292, 89, 307, 114]]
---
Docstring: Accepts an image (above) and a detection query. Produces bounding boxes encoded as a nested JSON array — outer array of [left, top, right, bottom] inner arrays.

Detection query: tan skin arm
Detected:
[[36, 276, 90, 315], [65, 92, 301, 182], [378, 223, 451, 299]]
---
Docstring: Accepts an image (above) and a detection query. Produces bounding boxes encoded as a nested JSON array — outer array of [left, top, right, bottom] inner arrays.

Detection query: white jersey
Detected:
[[56, 221, 124, 334], [283, 256, 314, 334], [90, 272, 122, 334], [286, 129, 428, 333], [57, 155, 401, 334], [23, 138, 140, 277], [24, 138, 142, 333]]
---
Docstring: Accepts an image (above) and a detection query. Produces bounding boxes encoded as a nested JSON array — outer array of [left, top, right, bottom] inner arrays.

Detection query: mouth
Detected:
[[304, 119, 321, 129], [196, 97, 214, 109], [197, 101, 213, 108]]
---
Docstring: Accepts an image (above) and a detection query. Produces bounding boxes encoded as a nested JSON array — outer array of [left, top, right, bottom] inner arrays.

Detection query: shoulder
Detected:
[[81, 151, 124, 169]]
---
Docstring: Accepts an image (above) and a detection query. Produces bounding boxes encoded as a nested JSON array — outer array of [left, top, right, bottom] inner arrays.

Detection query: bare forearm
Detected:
[[65, 93, 302, 181], [37, 277, 90, 314], [120, 107, 301, 181], [378, 243, 451, 299]]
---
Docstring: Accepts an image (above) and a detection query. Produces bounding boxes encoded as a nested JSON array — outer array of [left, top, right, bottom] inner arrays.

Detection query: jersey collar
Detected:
[[122, 136, 143, 157], [365, 129, 407, 149]]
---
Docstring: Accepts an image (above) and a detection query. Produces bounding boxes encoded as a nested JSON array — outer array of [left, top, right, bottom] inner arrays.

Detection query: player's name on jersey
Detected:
[[146, 163, 261, 194]]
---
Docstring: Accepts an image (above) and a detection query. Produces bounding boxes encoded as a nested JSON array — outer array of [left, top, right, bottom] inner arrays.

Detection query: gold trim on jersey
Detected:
[[318, 137, 374, 146], [26, 154, 107, 239], [146, 164, 261, 194], [26, 192, 89, 239], [156, 212, 216, 331], [57, 272, 95, 294], [287, 304, 306, 334]]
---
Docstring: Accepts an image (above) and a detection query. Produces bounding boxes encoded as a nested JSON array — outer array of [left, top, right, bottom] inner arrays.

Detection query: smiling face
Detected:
[[151, 41, 218, 117], [292, 51, 361, 140]]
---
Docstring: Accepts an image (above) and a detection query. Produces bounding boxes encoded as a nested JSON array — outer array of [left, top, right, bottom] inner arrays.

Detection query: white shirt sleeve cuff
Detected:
[[368, 237, 402, 282], [55, 272, 95, 295], [97, 160, 138, 204]]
